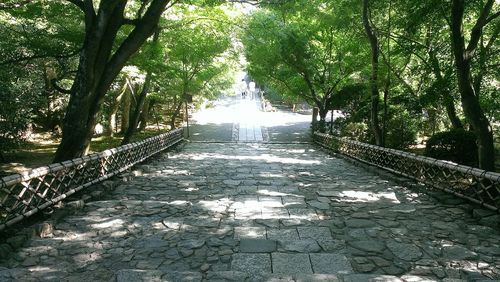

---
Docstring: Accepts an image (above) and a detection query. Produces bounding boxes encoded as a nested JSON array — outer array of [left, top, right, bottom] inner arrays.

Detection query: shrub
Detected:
[[425, 129, 478, 166], [385, 113, 418, 150], [332, 116, 370, 142]]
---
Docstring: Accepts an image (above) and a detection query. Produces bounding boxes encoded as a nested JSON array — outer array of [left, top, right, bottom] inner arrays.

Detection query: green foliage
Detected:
[[0, 92, 31, 153], [0, 0, 498, 168], [334, 119, 370, 142], [0, 1, 81, 139], [385, 110, 417, 150], [425, 129, 478, 166], [0, 63, 44, 153], [241, 2, 368, 115], [158, 6, 236, 101]]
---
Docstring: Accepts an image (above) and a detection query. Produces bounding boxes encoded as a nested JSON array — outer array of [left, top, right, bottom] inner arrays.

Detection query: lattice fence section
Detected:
[[314, 132, 500, 212], [0, 129, 184, 231]]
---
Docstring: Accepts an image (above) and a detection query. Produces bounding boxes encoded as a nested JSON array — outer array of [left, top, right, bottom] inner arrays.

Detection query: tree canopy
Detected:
[[0, 0, 498, 170]]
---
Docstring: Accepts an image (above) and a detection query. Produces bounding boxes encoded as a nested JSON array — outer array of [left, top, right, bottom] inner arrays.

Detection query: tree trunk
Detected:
[[427, 41, 464, 130], [443, 89, 463, 129], [450, 0, 496, 171], [382, 82, 389, 146], [138, 98, 151, 131], [53, 0, 171, 162], [121, 28, 160, 144], [121, 90, 131, 133], [318, 106, 328, 133], [382, 0, 392, 147], [121, 72, 152, 145], [105, 84, 127, 136], [362, 0, 383, 146], [170, 99, 184, 129]]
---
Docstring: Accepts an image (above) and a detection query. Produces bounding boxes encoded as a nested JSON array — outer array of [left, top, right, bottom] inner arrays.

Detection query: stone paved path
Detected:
[[233, 99, 266, 142], [1, 99, 499, 281], [1, 143, 499, 281], [189, 96, 310, 143]]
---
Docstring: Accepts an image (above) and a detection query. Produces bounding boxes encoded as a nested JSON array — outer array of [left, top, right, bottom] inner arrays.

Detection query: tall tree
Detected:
[[121, 28, 161, 145], [161, 7, 234, 128], [53, 0, 172, 162], [450, 0, 498, 170], [243, 1, 367, 130], [362, 0, 383, 146]]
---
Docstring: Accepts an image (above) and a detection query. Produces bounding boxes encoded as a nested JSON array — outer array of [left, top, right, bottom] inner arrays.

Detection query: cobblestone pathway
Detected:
[[1, 142, 499, 281]]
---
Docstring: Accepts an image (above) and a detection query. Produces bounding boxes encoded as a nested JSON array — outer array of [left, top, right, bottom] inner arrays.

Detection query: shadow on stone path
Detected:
[[1, 142, 499, 281]]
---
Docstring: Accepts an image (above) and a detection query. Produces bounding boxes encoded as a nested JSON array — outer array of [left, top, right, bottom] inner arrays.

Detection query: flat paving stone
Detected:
[[272, 253, 313, 274], [297, 227, 333, 240], [206, 271, 250, 281], [163, 271, 203, 281], [116, 269, 163, 282], [234, 227, 266, 239], [345, 219, 377, 228], [239, 239, 277, 253], [267, 229, 299, 241], [279, 239, 321, 253], [288, 209, 319, 220], [1, 101, 500, 281], [294, 274, 342, 282], [310, 254, 353, 274], [231, 253, 272, 273], [348, 240, 386, 254], [343, 274, 403, 282], [386, 241, 423, 262]]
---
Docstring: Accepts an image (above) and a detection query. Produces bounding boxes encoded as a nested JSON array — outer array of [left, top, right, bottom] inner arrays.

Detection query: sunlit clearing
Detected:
[[331, 190, 400, 203], [259, 173, 285, 178], [110, 230, 128, 237], [191, 97, 310, 127], [198, 200, 229, 213], [91, 219, 125, 229], [28, 266, 53, 272], [288, 210, 318, 220], [257, 189, 289, 196], [239, 229, 261, 238], [231, 199, 260, 209], [163, 219, 182, 230], [189, 152, 320, 165], [183, 187, 199, 192], [170, 200, 189, 206], [73, 252, 101, 265]]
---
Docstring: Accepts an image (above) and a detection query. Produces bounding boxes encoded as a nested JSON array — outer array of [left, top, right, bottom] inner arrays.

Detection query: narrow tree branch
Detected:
[[0, 49, 81, 66], [466, 0, 495, 54], [65, 0, 85, 11], [485, 10, 500, 26], [485, 21, 500, 51], [122, 18, 140, 26], [51, 79, 72, 94]]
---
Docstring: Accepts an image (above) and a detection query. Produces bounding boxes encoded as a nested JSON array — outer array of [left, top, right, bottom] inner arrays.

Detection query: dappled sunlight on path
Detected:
[[1, 142, 499, 281]]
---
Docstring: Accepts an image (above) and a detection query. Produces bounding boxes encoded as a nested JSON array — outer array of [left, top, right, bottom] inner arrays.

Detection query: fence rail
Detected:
[[0, 129, 184, 231], [313, 132, 500, 212]]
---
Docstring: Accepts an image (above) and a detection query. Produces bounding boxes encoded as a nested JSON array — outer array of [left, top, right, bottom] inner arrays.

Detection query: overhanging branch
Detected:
[[0, 49, 81, 66], [51, 79, 72, 94], [65, 0, 85, 11]]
